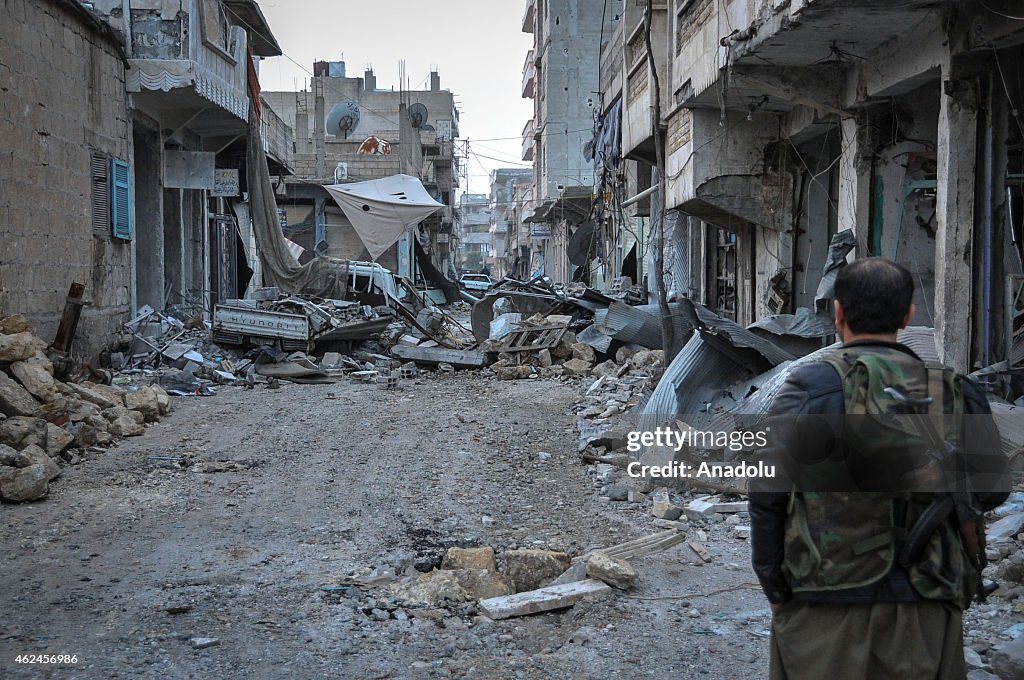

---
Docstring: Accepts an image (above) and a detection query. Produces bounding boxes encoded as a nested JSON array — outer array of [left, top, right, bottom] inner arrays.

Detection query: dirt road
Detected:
[[1, 372, 772, 679]]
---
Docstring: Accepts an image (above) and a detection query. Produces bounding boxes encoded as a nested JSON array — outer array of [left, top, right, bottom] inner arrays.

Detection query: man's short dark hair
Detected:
[[833, 258, 914, 334]]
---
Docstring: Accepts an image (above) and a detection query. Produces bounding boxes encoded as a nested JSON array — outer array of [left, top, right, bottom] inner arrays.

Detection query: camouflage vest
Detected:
[[782, 345, 978, 608]]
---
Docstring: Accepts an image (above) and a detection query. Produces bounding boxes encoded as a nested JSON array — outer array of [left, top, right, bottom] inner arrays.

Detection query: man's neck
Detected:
[[841, 332, 899, 345]]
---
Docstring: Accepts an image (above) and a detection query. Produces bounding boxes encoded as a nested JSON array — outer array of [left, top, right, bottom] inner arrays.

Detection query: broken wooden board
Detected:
[[582, 529, 688, 562], [390, 345, 487, 368], [497, 324, 568, 352], [478, 579, 611, 620], [687, 540, 713, 563]]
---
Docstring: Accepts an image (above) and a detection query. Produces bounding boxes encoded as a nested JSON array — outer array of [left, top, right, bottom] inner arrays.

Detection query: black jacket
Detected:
[[749, 340, 1010, 605]]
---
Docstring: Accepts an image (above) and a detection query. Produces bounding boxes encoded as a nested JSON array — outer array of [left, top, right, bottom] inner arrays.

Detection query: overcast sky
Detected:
[[255, 0, 535, 195]]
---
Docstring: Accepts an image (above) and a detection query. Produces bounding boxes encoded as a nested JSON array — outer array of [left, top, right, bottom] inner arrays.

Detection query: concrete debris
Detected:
[[651, 489, 683, 520], [0, 371, 42, 417], [0, 314, 32, 335], [0, 462, 50, 502], [502, 549, 572, 593], [441, 547, 497, 572], [477, 579, 612, 620], [989, 512, 1024, 542], [585, 551, 638, 590]]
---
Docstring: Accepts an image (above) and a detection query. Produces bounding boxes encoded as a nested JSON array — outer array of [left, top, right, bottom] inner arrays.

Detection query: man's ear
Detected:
[[834, 299, 845, 327], [900, 303, 916, 330]]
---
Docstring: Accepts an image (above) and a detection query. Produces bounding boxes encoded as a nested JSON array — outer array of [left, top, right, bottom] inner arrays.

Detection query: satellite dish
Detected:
[[567, 221, 597, 266], [326, 100, 360, 138], [408, 102, 428, 129], [421, 124, 436, 133]]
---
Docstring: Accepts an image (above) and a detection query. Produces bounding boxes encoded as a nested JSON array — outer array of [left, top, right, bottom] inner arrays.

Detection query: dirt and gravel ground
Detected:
[[1, 370, 1020, 679]]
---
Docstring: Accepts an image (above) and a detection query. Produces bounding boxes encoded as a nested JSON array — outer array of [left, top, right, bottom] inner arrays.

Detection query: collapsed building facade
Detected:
[[585, 0, 1024, 394]]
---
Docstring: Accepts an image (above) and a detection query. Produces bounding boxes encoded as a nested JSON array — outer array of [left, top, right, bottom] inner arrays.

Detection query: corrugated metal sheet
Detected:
[[748, 307, 835, 338], [689, 301, 795, 367], [896, 326, 940, 363], [989, 401, 1024, 455]]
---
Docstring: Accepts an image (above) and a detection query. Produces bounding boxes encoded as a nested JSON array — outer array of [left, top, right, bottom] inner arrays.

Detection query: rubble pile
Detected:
[[0, 315, 171, 503]]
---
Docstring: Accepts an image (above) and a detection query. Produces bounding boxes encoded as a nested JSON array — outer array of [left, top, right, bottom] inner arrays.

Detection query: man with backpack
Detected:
[[750, 257, 1010, 679]]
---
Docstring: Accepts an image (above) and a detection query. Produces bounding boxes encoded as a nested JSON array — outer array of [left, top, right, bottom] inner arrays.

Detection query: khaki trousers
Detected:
[[769, 600, 966, 680]]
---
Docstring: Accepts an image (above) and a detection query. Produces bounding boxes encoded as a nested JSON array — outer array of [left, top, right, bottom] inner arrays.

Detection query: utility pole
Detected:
[[644, 0, 682, 362]]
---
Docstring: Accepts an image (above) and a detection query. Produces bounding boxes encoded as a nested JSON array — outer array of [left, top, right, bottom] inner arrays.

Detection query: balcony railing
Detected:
[[522, 49, 536, 98], [522, 119, 535, 161], [261, 97, 294, 172], [522, 0, 536, 33]]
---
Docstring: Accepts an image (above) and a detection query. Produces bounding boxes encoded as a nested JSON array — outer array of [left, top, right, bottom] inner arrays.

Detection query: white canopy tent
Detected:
[[324, 174, 444, 261]]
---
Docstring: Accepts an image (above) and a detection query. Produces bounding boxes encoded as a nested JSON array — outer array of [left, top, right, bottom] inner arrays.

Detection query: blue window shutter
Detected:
[[110, 158, 132, 240]]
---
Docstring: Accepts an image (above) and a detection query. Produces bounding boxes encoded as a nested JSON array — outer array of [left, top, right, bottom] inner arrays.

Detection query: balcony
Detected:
[[522, 0, 535, 33], [124, 0, 250, 135], [522, 50, 536, 99], [522, 119, 535, 161], [261, 97, 294, 173]]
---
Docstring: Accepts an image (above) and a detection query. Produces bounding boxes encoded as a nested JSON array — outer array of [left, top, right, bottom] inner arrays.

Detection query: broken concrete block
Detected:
[[451, 569, 513, 600], [615, 345, 639, 365], [732, 525, 751, 540], [536, 348, 552, 368], [591, 360, 618, 379], [713, 501, 749, 513], [502, 549, 572, 593], [0, 463, 49, 502], [10, 359, 60, 403], [478, 579, 611, 620], [651, 489, 682, 520], [69, 400, 103, 422], [0, 372, 41, 417], [45, 423, 74, 457], [571, 343, 596, 363], [15, 444, 60, 481], [684, 497, 719, 521], [0, 332, 47, 363], [629, 349, 664, 370], [442, 547, 497, 572], [586, 551, 638, 590], [562, 359, 594, 377], [101, 405, 138, 422], [125, 386, 160, 422], [0, 416, 47, 449], [627, 490, 647, 503], [0, 314, 32, 335]]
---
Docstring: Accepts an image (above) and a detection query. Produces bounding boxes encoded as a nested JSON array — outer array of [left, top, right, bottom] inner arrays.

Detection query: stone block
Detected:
[[15, 444, 60, 481], [571, 343, 596, 363], [0, 372, 40, 417], [562, 359, 594, 377], [442, 547, 497, 572], [585, 551, 638, 590], [0, 462, 49, 502], [502, 549, 572, 593], [0, 415, 47, 449], [0, 332, 47, 362], [45, 423, 73, 456], [10, 359, 59, 403], [125, 386, 160, 422], [990, 637, 1024, 680]]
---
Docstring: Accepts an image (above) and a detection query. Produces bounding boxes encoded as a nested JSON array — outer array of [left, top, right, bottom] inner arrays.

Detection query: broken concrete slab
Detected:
[[391, 345, 487, 369], [684, 497, 719, 521], [502, 549, 572, 593], [0, 372, 41, 417], [477, 579, 612, 620], [585, 551, 637, 590], [391, 570, 469, 606], [442, 547, 497, 572], [713, 501, 749, 514], [571, 343, 596, 363]]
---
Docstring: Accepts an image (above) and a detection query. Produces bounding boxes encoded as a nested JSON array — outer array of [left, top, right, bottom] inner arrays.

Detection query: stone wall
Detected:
[[0, 0, 133, 360]]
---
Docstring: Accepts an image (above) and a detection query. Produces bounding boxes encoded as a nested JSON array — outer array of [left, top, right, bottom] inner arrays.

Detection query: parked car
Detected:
[[459, 273, 493, 291]]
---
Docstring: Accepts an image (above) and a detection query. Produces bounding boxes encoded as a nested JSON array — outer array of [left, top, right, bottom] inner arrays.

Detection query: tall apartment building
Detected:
[[520, 0, 603, 283]]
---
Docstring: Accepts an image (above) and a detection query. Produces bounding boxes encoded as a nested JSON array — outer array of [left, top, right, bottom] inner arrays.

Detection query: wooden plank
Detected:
[[390, 345, 487, 368], [478, 579, 612, 620], [687, 540, 713, 563]]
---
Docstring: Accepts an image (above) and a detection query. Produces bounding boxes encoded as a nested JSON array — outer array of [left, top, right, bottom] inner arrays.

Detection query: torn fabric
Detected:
[[325, 175, 443, 260]]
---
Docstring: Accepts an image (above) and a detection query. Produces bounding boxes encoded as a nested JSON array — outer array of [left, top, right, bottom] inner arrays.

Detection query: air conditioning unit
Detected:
[[334, 162, 349, 182]]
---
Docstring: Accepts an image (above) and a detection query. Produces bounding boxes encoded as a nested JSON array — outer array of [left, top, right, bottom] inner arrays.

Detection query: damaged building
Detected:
[[262, 64, 463, 288], [582, 0, 1024, 395]]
